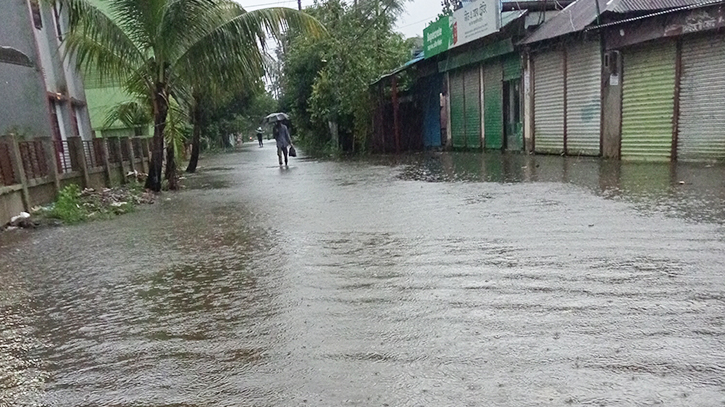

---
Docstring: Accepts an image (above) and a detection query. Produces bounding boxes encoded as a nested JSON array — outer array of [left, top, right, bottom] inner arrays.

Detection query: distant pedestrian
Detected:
[[274, 122, 292, 166], [256, 127, 264, 147]]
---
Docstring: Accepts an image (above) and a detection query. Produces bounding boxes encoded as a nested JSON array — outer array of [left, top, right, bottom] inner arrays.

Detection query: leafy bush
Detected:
[[47, 184, 86, 224]]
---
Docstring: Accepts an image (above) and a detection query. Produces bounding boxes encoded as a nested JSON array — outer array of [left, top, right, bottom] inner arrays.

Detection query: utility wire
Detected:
[[398, 14, 439, 28]]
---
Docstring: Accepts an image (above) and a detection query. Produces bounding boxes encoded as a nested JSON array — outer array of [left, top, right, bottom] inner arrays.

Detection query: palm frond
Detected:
[[51, 0, 148, 86], [111, 0, 166, 52], [174, 5, 325, 89], [158, 0, 231, 60], [103, 100, 153, 131]]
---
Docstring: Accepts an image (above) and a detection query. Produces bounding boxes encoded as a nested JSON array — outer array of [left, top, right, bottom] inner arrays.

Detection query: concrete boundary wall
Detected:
[[0, 135, 150, 225]]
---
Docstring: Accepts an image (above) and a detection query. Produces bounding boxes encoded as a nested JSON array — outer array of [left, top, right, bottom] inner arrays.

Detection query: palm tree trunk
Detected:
[[144, 86, 168, 192], [186, 101, 201, 173], [165, 143, 178, 190]]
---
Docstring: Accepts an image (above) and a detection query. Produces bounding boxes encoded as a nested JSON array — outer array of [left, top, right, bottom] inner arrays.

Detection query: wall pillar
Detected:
[[136, 138, 148, 173], [1, 135, 30, 210], [522, 52, 534, 154], [125, 137, 136, 174], [114, 137, 128, 183], [67, 136, 90, 188], [38, 137, 61, 195], [601, 50, 623, 159], [100, 136, 112, 187]]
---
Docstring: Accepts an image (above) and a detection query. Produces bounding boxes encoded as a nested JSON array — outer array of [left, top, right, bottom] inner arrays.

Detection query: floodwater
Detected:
[[2, 142, 725, 406]]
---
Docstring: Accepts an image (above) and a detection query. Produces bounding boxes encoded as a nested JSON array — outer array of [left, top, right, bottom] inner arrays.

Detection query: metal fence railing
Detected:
[[53, 140, 73, 174], [132, 138, 143, 161], [0, 142, 16, 186], [18, 140, 50, 180], [107, 138, 120, 164], [0, 136, 151, 192], [120, 138, 131, 162], [83, 139, 105, 169]]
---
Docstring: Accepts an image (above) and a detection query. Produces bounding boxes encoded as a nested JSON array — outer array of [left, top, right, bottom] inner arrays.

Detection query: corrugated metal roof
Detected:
[[501, 9, 529, 26], [608, 0, 711, 13], [521, 0, 608, 44], [521, 0, 721, 44], [373, 10, 527, 84]]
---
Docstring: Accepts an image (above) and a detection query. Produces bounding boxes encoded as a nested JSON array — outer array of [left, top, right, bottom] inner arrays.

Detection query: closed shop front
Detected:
[[448, 65, 482, 149], [464, 65, 482, 149], [502, 53, 522, 151], [677, 33, 725, 160], [483, 60, 503, 150], [566, 40, 601, 156], [422, 74, 443, 148], [621, 41, 676, 161], [449, 69, 466, 148], [533, 50, 565, 154]]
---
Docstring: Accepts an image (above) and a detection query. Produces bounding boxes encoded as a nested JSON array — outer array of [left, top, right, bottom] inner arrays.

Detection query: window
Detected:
[[30, 0, 42, 29], [70, 105, 80, 137], [48, 99, 62, 142], [52, 4, 63, 41]]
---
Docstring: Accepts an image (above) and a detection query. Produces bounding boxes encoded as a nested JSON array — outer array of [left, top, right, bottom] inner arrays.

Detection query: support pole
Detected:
[[392, 75, 400, 154]]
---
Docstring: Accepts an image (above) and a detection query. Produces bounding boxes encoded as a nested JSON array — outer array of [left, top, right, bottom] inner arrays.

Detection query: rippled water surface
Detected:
[[2, 144, 725, 406]]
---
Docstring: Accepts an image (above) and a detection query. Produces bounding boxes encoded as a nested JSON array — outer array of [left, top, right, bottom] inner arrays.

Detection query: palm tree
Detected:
[[103, 100, 152, 137], [55, 0, 323, 191]]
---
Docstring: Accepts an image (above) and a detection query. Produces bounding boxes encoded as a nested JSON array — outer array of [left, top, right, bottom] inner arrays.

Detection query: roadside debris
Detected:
[[3, 211, 35, 231], [2, 184, 156, 232]]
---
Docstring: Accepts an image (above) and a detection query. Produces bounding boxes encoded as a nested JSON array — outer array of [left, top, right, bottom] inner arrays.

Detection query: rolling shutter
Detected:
[[484, 61, 503, 149], [621, 41, 676, 161], [464, 65, 482, 149], [677, 34, 725, 161], [534, 50, 565, 154], [502, 53, 521, 81], [449, 69, 466, 148], [566, 41, 601, 156]]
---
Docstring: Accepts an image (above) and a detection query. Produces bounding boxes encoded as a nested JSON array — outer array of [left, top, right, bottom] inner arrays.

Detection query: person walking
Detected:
[[256, 127, 264, 147], [274, 121, 292, 166]]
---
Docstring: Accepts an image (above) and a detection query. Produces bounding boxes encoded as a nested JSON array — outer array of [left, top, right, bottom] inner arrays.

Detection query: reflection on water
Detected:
[[398, 152, 725, 224], [2, 147, 725, 406]]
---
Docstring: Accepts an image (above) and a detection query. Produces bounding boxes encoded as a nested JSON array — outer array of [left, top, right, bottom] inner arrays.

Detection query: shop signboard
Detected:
[[424, 16, 451, 58], [450, 0, 500, 48]]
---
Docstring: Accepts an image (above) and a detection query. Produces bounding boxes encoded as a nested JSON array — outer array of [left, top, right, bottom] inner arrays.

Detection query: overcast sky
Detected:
[[233, 0, 441, 39]]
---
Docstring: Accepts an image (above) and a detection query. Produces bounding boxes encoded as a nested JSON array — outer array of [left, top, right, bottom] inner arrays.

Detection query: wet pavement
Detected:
[[2, 142, 725, 406]]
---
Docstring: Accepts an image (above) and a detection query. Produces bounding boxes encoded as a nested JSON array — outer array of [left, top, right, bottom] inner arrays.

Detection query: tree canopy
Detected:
[[279, 0, 414, 153]]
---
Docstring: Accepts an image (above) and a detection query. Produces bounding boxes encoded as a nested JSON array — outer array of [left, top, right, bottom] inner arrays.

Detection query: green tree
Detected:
[[280, 0, 411, 153], [55, 0, 322, 191]]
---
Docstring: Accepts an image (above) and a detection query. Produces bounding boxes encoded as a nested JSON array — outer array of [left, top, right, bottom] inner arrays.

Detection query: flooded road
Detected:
[[2, 143, 725, 406]]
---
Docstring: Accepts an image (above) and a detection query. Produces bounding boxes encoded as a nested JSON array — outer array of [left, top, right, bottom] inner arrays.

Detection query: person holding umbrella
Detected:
[[264, 113, 294, 167], [274, 121, 292, 166]]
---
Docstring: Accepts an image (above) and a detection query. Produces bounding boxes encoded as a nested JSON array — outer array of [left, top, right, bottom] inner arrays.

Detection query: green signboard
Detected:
[[423, 16, 451, 58]]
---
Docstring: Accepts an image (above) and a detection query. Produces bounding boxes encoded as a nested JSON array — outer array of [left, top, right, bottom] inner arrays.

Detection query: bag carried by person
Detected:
[[288, 145, 297, 157]]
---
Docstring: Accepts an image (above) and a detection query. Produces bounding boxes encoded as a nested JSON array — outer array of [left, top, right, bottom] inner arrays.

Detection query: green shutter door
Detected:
[[533, 50, 565, 154], [464, 65, 482, 149], [566, 41, 601, 156], [449, 69, 466, 148], [621, 41, 676, 161], [677, 33, 725, 160], [502, 54, 521, 81], [484, 61, 503, 149]]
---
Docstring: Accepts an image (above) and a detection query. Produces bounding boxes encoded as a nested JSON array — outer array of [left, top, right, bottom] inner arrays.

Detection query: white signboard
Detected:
[[450, 0, 500, 48]]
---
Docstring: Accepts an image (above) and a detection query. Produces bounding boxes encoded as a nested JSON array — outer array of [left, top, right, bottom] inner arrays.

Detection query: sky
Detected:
[[233, 0, 441, 39]]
